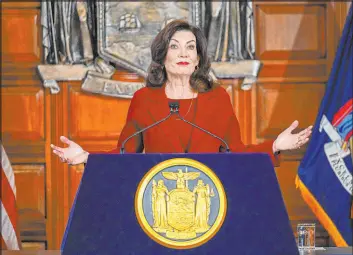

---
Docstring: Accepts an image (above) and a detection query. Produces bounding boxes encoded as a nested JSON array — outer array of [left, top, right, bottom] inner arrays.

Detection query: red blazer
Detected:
[[109, 85, 279, 165]]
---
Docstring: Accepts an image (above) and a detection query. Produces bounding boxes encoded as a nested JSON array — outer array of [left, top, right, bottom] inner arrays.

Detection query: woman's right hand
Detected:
[[50, 136, 89, 165]]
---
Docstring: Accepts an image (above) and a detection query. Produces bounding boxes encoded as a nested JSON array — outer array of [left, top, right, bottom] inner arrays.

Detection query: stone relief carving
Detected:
[[38, 1, 260, 97]]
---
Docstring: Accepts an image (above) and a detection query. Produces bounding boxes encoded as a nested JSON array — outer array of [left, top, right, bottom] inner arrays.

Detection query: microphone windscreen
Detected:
[[168, 102, 180, 110]]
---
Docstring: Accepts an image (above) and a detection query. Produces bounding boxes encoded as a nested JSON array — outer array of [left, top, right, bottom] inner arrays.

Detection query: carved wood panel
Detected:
[[14, 165, 45, 216], [1, 86, 46, 163], [256, 4, 326, 60], [254, 2, 334, 83], [1, 8, 41, 63], [68, 85, 130, 142], [13, 165, 46, 242], [255, 83, 326, 139], [1, 87, 45, 141], [1, 3, 41, 84]]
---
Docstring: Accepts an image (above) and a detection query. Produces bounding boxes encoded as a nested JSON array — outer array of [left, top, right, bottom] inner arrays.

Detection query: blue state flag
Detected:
[[297, 6, 353, 247]]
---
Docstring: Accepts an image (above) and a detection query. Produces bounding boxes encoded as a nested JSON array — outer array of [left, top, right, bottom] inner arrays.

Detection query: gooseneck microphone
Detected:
[[171, 102, 231, 153], [120, 103, 178, 154]]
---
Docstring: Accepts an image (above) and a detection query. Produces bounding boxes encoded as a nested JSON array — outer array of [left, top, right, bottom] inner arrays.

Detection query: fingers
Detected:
[[280, 123, 313, 151], [286, 120, 299, 133], [50, 144, 68, 162], [295, 125, 313, 147], [300, 138, 309, 148], [52, 149, 67, 162], [295, 133, 311, 149], [53, 149, 64, 159], [60, 136, 72, 146], [303, 125, 313, 134], [51, 136, 73, 151], [287, 121, 313, 134], [52, 148, 63, 157], [53, 150, 74, 164], [298, 126, 312, 138], [51, 140, 79, 165], [50, 144, 64, 153]]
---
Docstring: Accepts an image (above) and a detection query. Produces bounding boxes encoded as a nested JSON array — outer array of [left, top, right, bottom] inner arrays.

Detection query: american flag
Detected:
[[1, 143, 21, 250]]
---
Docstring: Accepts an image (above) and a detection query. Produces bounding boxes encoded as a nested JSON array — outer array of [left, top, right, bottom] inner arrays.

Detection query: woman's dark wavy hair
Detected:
[[146, 20, 215, 92]]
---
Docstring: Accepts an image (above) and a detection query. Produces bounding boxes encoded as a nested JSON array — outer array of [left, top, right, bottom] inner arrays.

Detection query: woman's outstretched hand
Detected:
[[273, 120, 313, 152], [51, 136, 89, 165]]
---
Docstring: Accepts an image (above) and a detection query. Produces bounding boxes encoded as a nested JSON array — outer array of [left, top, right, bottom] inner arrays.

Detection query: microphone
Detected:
[[171, 102, 231, 153], [120, 103, 177, 154]]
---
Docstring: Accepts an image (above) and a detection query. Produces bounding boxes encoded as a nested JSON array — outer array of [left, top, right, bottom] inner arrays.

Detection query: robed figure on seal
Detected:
[[193, 180, 215, 232], [152, 180, 170, 232]]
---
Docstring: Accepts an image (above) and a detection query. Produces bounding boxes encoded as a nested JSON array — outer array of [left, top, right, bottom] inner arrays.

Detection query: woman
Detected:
[[51, 20, 312, 165]]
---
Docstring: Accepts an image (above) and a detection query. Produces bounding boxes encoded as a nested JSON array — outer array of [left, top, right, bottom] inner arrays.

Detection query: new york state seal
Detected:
[[135, 158, 227, 249]]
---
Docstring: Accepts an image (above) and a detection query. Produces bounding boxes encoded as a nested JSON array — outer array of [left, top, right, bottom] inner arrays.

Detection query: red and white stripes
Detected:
[[1, 144, 20, 250]]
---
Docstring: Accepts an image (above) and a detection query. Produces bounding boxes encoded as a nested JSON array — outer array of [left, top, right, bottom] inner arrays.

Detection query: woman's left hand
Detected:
[[273, 120, 313, 152]]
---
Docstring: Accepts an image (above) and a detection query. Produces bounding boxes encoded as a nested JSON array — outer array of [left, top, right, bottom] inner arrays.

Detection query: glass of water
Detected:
[[297, 223, 315, 249]]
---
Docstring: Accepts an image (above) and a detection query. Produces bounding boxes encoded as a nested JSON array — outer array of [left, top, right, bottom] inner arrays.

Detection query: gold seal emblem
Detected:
[[135, 158, 227, 249]]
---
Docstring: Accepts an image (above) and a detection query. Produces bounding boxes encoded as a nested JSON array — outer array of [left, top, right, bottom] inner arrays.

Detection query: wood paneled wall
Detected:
[[1, 1, 47, 250], [1, 1, 350, 250], [252, 1, 350, 246]]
